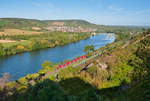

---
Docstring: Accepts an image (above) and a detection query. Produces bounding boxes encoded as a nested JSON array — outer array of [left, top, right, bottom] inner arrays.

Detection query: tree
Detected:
[[146, 28, 150, 34], [84, 45, 95, 54], [42, 61, 52, 70]]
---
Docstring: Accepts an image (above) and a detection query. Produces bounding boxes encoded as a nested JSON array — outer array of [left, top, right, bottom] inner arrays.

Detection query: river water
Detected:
[[0, 33, 115, 80]]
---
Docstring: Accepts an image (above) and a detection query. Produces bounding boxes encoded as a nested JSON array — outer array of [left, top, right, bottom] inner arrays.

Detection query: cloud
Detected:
[[130, 9, 150, 15], [32, 2, 54, 8], [108, 5, 124, 12], [120, 9, 150, 17]]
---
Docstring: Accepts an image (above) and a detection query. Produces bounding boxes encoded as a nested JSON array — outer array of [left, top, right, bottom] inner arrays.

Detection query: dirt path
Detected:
[[122, 41, 130, 49], [133, 34, 150, 45], [122, 34, 150, 49], [0, 40, 17, 43]]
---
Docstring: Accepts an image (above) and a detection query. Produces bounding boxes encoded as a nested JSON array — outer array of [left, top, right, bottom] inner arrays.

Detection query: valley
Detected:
[[0, 18, 149, 101]]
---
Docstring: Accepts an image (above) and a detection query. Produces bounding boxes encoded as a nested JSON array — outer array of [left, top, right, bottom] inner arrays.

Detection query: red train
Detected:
[[57, 55, 88, 69]]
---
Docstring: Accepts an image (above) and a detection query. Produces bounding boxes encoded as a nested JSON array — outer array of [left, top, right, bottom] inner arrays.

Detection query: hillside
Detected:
[[0, 18, 145, 33], [0, 18, 95, 29], [0, 29, 149, 101], [0, 18, 94, 56]]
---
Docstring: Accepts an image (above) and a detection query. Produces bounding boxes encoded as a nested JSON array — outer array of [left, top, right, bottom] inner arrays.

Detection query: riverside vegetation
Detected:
[[0, 31, 91, 56], [0, 18, 149, 101], [0, 27, 149, 101], [0, 18, 144, 57], [0, 18, 98, 56]]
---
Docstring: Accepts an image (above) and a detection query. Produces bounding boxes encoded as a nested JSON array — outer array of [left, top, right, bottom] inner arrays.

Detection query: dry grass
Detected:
[[0, 40, 17, 43], [0, 29, 42, 35]]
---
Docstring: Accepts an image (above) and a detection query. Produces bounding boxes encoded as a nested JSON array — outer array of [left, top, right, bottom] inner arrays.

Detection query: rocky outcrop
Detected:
[[96, 60, 108, 69], [0, 73, 10, 88]]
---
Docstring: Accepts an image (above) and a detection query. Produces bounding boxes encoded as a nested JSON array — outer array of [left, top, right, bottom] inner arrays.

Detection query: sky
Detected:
[[0, 0, 150, 26]]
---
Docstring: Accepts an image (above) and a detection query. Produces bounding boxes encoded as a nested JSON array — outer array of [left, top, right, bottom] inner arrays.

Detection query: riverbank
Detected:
[[0, 32, 91, 57], [0, 34, 115, 80], [1, 30, 149, 101]]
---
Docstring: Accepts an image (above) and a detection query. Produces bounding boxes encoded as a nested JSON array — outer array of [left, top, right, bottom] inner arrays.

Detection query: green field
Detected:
[[0, 18, 149, 101], [0, 31, 91, 56]]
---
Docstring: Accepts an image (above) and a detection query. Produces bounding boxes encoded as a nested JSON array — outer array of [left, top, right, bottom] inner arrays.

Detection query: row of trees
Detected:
[[0, 32, 91, 56], [1, 30, 150, 101]]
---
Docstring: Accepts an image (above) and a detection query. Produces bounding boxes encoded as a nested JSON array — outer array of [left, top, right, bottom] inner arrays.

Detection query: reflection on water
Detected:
[[0, 33, 115, 80]]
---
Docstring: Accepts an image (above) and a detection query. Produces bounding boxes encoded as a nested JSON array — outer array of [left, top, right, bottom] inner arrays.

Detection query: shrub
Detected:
[[17, 45, 25, 50]]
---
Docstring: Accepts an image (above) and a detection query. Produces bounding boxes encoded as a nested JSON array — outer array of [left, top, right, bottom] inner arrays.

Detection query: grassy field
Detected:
[[0, 29, 43, 43], [0, 29, 42, 35], [1, 40, 31, 47], [0, 40, 17, 43], [0, 30, 91, 56]]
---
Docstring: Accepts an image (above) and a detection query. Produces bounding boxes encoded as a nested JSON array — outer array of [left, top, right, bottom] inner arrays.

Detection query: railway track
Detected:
[[43, 49, 106, 79]]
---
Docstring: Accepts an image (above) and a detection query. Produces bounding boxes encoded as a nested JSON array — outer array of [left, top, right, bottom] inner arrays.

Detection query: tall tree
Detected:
[[84, 45, 95, 54]]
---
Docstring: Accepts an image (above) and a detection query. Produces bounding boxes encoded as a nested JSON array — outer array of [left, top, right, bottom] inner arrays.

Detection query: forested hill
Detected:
[[0, 29, 149, 101], [0, 18, 96, 29], [0, 18, 145, 33]]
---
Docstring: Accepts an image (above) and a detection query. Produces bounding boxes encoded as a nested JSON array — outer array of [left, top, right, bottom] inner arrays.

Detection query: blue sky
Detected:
[[0, 0, 150, 26]]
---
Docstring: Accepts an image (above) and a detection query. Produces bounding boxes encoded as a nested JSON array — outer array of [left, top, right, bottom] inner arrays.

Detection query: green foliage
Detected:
[[111, 63, 133, 85], [42, 61, 52, 69], [58, 66, 81, 80], [1, 29, 150, 101], [126, 75, 150, 101], [0, 32, 91, 56], [115, 32, 130, 41], [59, 77, 101, 101], [87, 66, 98, 76], [0, 18, 94, 29], [16, 79, 69, 101], [84, 45, 95, 54], [25, 73, 40, 80]]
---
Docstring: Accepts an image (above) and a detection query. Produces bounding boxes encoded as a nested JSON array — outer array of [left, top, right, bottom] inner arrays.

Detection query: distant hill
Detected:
[[0, 18, 96, 29], [0, 18, 146, 33], [44, 19, 93, 26]]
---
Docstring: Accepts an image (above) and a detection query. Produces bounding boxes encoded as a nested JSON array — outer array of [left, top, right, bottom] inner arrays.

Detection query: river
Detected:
[[0, 33, 115, 80]]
